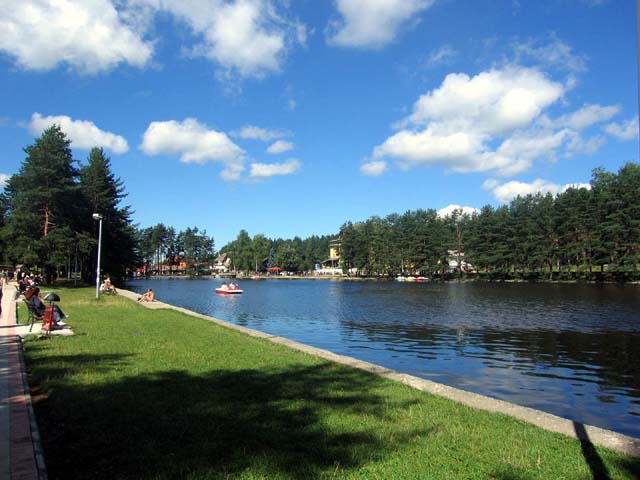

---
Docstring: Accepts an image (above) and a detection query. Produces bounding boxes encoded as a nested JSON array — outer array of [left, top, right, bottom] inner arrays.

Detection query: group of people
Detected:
[[100, 278, 117, 295], [17, 274, 41, 293], [219, 282, 239, 291]]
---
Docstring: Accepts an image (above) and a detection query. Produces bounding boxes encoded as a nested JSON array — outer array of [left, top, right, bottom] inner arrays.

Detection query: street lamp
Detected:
[[93, 213, 103, 299]]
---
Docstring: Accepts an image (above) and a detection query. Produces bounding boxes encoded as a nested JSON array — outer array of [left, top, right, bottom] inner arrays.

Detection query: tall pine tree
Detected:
[[2, 126, 81, 278], [80, 147, 137, 281]]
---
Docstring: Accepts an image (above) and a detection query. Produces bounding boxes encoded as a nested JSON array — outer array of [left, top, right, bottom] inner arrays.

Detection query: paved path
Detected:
[[0, 283, 47, 480]]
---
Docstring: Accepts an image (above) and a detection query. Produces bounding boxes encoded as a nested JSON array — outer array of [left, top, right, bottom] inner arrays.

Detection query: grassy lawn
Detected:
[[20, 287, 639, 479]]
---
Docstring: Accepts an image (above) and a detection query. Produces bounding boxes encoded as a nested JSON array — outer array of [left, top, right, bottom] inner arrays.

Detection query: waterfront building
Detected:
[[213, 253, 231, 274], [317, 238, 343, 275]]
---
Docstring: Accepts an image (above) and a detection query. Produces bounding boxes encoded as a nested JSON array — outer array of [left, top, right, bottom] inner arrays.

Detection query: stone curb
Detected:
[[119, 287, 640, 457], [14, 338, 48, 480]]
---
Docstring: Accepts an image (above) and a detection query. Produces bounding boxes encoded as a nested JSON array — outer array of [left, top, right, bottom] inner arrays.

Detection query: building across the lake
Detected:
[[317, 238, 342, 275]]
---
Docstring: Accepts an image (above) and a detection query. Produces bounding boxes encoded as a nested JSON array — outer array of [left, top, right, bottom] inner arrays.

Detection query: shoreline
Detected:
[[125, 274, 640, 285], [117, 286, 640, 457]]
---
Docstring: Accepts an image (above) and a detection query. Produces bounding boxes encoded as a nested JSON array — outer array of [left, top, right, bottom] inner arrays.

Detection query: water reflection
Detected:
[[126, 278, 640, 438]]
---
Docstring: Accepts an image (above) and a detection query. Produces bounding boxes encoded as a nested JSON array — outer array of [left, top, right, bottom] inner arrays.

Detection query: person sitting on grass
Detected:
[[100, 278, 117, 295], [138, 288, 155, 302]]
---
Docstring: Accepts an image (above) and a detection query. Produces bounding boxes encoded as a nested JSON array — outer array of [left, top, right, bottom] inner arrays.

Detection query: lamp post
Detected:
[[93, 213, 103, 299]]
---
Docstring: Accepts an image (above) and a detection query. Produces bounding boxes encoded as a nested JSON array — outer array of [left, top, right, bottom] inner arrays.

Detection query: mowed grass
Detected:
[[21, 287, 639, 479]]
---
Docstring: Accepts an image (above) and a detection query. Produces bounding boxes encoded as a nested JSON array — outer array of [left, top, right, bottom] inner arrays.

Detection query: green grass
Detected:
[[21, 287, 639, 479]]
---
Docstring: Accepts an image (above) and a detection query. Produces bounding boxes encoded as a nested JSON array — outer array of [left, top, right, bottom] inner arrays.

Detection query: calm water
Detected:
[[125, 278, 640, 438]]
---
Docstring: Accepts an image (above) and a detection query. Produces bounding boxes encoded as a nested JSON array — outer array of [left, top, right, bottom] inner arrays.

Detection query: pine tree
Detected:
[[2, 126, 82, 278], [80, 147, 136, 280]]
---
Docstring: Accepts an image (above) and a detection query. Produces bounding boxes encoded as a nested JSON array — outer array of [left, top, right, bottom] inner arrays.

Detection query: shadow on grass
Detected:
[[573, 421, 611, 480], [27, 350, 425, 480]]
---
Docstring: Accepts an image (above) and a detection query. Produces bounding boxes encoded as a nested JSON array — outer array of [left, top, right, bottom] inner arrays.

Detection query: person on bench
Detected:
[[25, 287, 68, 324]]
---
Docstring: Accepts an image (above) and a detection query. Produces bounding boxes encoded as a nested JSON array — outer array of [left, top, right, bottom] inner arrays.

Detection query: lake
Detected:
[[125, 277, 640, 439]]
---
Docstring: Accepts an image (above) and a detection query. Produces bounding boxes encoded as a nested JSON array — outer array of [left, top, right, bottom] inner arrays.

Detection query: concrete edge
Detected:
[[14, 338, 48, 480], [117, 287, 640, 457]]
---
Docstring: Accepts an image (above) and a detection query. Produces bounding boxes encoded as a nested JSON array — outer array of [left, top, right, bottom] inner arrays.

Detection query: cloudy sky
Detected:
[[0, 0, 637, 246]]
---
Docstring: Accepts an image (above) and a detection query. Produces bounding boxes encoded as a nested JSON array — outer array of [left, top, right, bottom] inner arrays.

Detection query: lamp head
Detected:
[[92, 213, 103, 220]]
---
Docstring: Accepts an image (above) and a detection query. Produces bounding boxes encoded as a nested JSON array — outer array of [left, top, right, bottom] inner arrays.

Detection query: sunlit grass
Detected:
[[23, 287, 639, 479]]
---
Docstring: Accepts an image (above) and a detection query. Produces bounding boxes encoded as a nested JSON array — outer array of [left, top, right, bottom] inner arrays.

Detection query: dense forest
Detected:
[[1, 127, 639, 282], [337, 163, 640, 281]]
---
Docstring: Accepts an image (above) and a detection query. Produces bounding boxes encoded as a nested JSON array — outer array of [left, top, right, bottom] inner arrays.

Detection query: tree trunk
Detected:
[[44, 206, 50, 237]]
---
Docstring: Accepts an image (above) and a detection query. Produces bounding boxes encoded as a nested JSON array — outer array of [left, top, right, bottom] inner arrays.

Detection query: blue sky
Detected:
[[0, 0, 638, 248]]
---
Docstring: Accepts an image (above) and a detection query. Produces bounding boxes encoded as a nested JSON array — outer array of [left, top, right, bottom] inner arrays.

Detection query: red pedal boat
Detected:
[[216, 284, 243, 295]]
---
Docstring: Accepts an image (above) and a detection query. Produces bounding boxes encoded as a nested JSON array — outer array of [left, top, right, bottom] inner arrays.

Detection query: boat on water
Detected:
[[396, 275, 430, 283], [215, 284, 243, 295]]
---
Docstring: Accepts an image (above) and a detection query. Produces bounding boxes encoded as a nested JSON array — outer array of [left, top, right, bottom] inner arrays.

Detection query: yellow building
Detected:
[[329, 239, 341, 263], [319, 238, 342, 273]]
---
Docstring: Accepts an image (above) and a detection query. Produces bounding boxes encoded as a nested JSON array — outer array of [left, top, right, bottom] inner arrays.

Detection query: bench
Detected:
[[23, 299, 43, 332], [23, 299, 55, 334]]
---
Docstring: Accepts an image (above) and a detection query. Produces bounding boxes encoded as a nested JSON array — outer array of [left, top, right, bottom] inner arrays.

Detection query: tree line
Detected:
[[134, 226, 333, 275], [338, 163, 640, 281], [136, 224, 216, 276], [219, 230, 332, 273], [1, 127, 638, 282]]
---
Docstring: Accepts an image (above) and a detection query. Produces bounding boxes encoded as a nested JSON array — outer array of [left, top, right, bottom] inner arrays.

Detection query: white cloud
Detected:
[[360, 160, 388, 176], [398, 66, 564, 133], [140, 118, 245, 178], [232, 125, 288, 141], [374, 64, 615, 178], [28, 113, 129, 153], [565, 132, 606, 157], [541, 103, 620, 130], [266, 140, 294, 154], [483, 178, 590, 203], [142, 0, 304, 77], [327, 0, 434, 48], [220, 164, 246, 181], [375, 66, 569, 176], [0, 0, 153, 73], [374, 129, 485, 169], [437, 204, 479, 218], [513, 34, 587, 73], [481, 128, 570, 176], [249, 159, 300, 177], [425, 44, 457, 68], [0, 173, 10, 190], [604, 117, 639, 141]]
